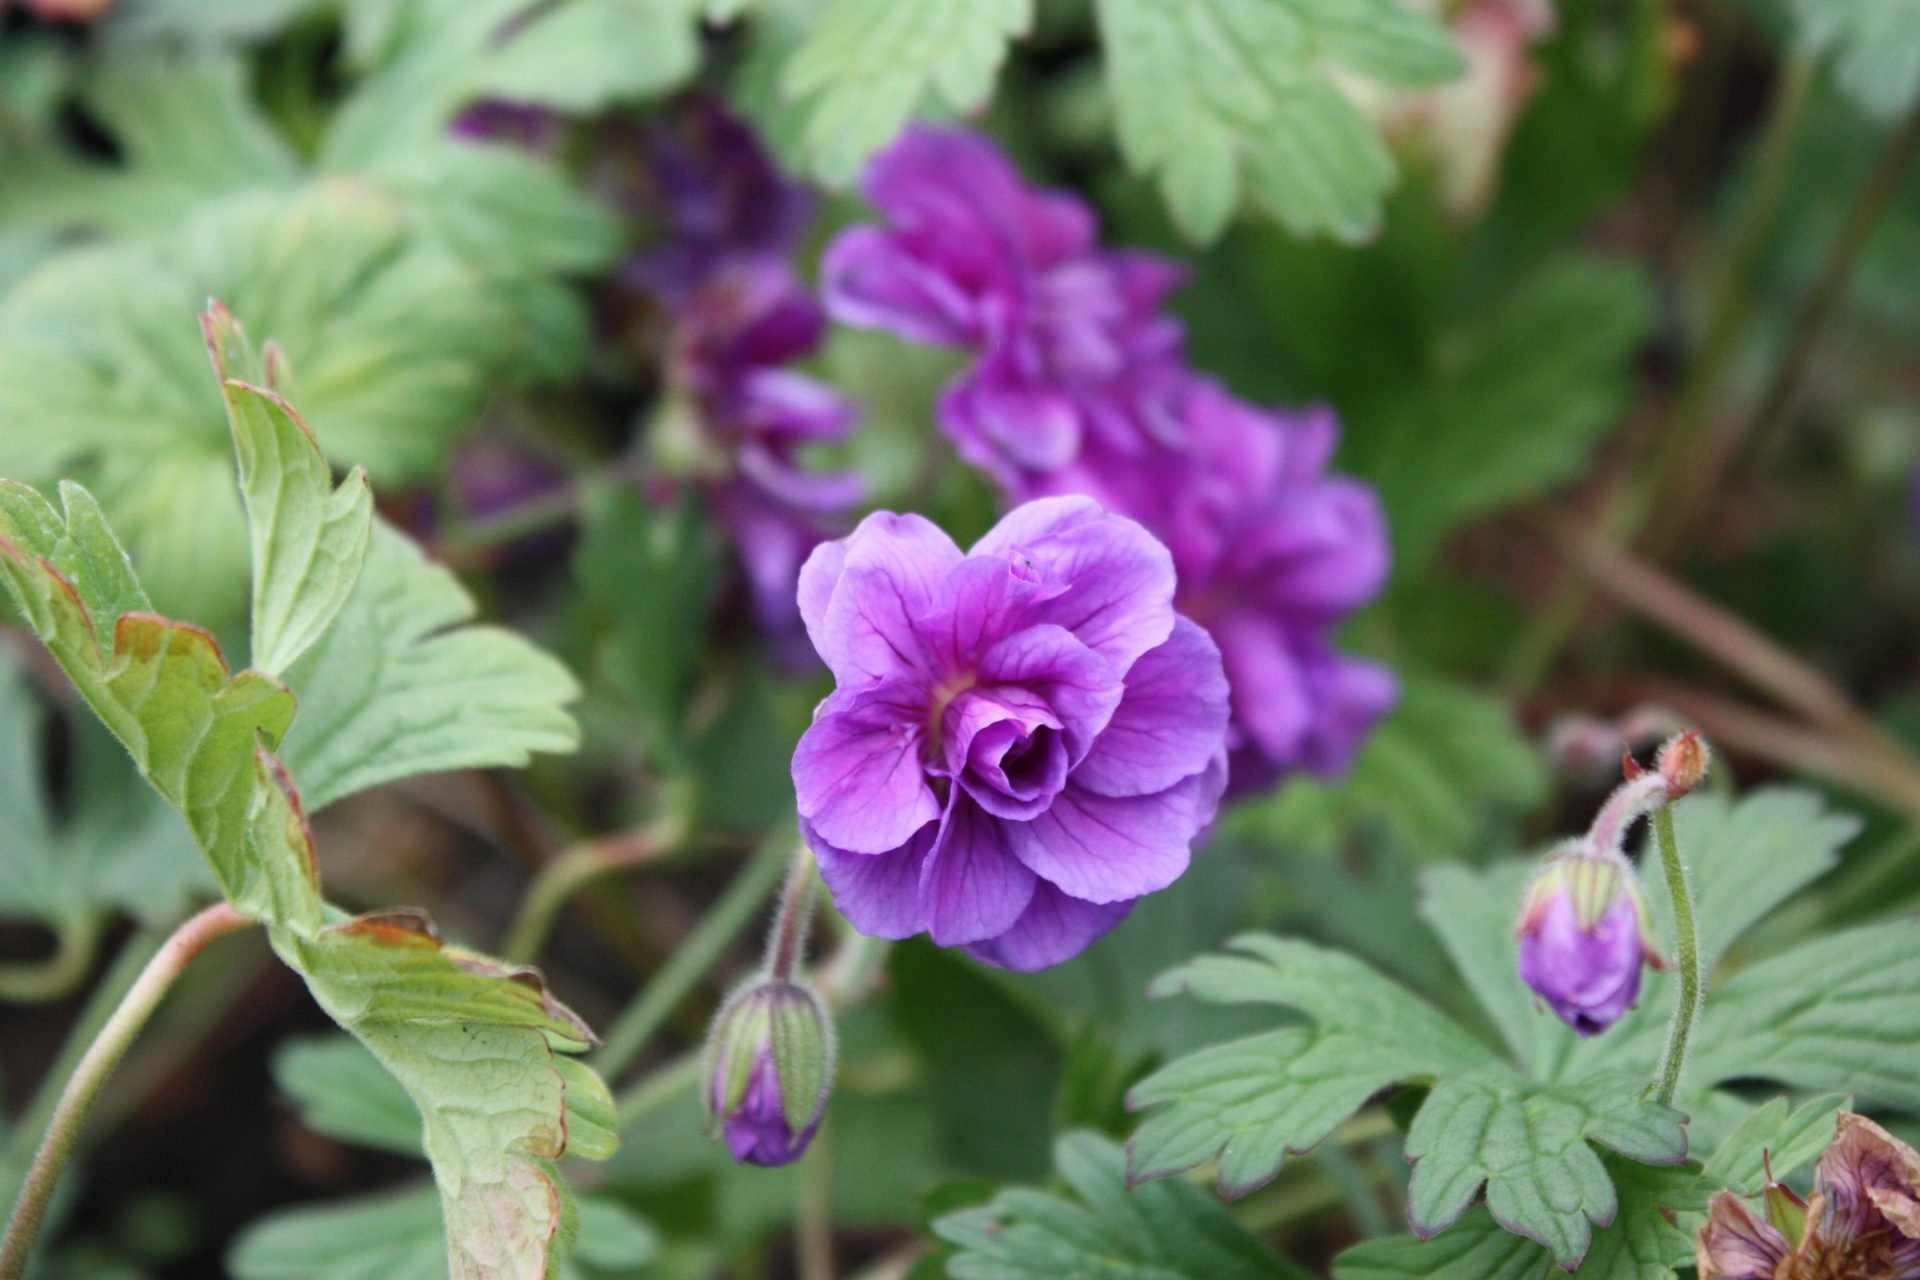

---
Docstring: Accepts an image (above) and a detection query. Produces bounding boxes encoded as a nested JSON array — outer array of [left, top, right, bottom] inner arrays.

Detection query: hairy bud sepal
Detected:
[[703, 977, 837, 1167]]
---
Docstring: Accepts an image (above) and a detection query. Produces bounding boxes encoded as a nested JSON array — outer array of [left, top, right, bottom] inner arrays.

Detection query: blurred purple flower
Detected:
[[791, 497, 1229, 970], [822, 126, 1189, 504], [449, 99, 567, 153], [1147, 382, 1397, 791]]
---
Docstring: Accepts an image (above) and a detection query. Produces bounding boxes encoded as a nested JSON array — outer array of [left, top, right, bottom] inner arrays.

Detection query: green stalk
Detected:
[[0, 905, 251, 1279], [1650, 806, 1703, 1107], [589, 830, 792, 1082], [0, 915, 101, 1005]]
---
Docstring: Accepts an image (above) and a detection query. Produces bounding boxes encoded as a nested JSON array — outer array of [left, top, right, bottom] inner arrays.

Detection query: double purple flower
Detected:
[[792, 498, 1230, 970], [822, 126, 1396, 793]]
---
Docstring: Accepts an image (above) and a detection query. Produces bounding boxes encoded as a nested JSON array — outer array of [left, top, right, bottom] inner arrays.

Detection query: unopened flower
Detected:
[[1515, 843, 1663, 1036], [792, 497, 1230, 970], [704, 977, 837, 1167], [1697, 1112, 1920, 1279], [1656, 729, 1711, 798]]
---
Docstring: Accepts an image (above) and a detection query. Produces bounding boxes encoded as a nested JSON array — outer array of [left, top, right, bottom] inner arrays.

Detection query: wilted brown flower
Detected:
[[1697, 1112, 1920, 1279]]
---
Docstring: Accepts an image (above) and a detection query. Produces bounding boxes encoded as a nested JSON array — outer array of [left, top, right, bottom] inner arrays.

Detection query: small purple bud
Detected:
[[703, 977, 836, 1167], [1515, 846, 1663, 1037]]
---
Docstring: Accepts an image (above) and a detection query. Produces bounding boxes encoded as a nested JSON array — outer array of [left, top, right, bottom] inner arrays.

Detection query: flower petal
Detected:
[[920, 799, 1036, 946], [970, 496, 1176, 670], [964, 882, 1132, 972], [1073, 617, 1229, 797], [1003, 769, 1217, 905], [814, 511, 963, 684], [792, 684, 939, 854], [976, 622, 1125, 762], [821, 225, 982, 346], [1695, 1190, 1791, 1280], [809, 817, 939, 940]]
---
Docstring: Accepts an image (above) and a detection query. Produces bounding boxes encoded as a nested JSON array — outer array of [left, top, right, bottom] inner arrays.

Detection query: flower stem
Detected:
[[1650, 805, 1702, 1107], [765, 843, 818, 983], [0, 904, 251, 1279], [502, 801, 692, 965], [590, 830, 792, 1082]]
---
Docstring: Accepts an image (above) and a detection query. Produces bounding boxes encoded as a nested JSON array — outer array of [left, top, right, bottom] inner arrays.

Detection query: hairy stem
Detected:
[[765, 843, 818, 983], [0, 915, 102, 1005], [590, 830, 791, 1081], [0, 904, 251, 1279], [1651, 806, 1702, 1107]]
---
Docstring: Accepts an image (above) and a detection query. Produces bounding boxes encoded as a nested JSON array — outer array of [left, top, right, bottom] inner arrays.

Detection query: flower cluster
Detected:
[[822, 126, 1393, 793], [608, 100, 863, 655], [791, 498, 1230, 970], [1697, 1112, 1920, 1279]]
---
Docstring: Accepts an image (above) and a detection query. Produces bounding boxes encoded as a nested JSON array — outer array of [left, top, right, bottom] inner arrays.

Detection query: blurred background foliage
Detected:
[[0, 0, 1918, 1276]]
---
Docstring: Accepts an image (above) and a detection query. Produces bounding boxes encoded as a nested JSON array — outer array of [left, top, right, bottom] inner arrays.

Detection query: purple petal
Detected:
[[969, 497, 1177, 670], [963, 882, 1133, 972], [1003, 771, 1216, 905], [792, 684, 939, 854], [1210, 610, 1314, 765], [1516, 891, 1646, 1036], [1074, 617, 1230, 797], [809, 816, 940, 940], [941, 361, 1084, 474], [976, 623, 1126, 762], [921, 555, 1063, 673], [811, 511, 962, 684], [1225, 479, 1391, 621], [861, 125, 1095, 269], [920, 799, 1037, 946], [796, 537, 849, 659], [942, 687, 1068, 820], [821, 225, 985, 346]]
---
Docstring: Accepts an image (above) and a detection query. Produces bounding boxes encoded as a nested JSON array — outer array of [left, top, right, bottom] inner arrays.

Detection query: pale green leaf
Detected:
[[936, 1132, 1308, 1280], [780, 0, 1032, 184], [204, 305, 374, 678], [1128, 937, 1495, 1195], [1095, 0, 1461, 243], [1229, 674, 1546, 862], [231, 1185, 657, 1280], [0, 655, 208, 927], [1332, 1208, 1545, 1280], [1790, 0, 1920, 121], [281, 519, 580, 813], [476, 0, 706, 112], [0, 184, 509, 622], [273, 1033, 424, 1155], [1404, 1076, 1686, 1267]]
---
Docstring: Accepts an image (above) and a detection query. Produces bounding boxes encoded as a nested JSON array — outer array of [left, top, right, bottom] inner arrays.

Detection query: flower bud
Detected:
[[1515, 844, 1663, 1037], [1656, 730, 1710, 799], [703, 977, 836, 1166]]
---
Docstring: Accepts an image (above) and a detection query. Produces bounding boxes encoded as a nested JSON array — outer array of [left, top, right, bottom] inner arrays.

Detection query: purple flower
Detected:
[[1515, 846, 1661, 1036], [791, 497, 1230, 970], [822, 126, 1189, 504], [1146, 382, 1397, 790], [449, 100, 566, 152], [704, 977, 836, 1167]]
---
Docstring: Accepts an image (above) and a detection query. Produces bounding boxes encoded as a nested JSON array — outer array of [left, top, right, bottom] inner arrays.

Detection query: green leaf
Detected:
[[475, 0, 707, 112], [1404, 1075, 1685, 1265], [935, 1132, 1307, 1280], [0, 655, 208, 927], [1351, 258, 1655, 565], [576, 483, 720, 764], [1335, 1161, 1703, 1280], [1700, 1093, 1849, 1196], [1228, 674, 1547, 862], [1127, 936, 1495, 1196], [1788, 0, 1920, 121], [204, 304, 374, 678], [231, 1185, 657, 1280], [0, 184, 509, 622], [0, 47, 299, 236], [780, 0, 1032, 184], [1690, 920, 1920, 1111], [1094, 0, 1462, 243], [0, 473, 613, 1279], [281, 519, 580, 813], [273, 1033, 424, 1155]]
